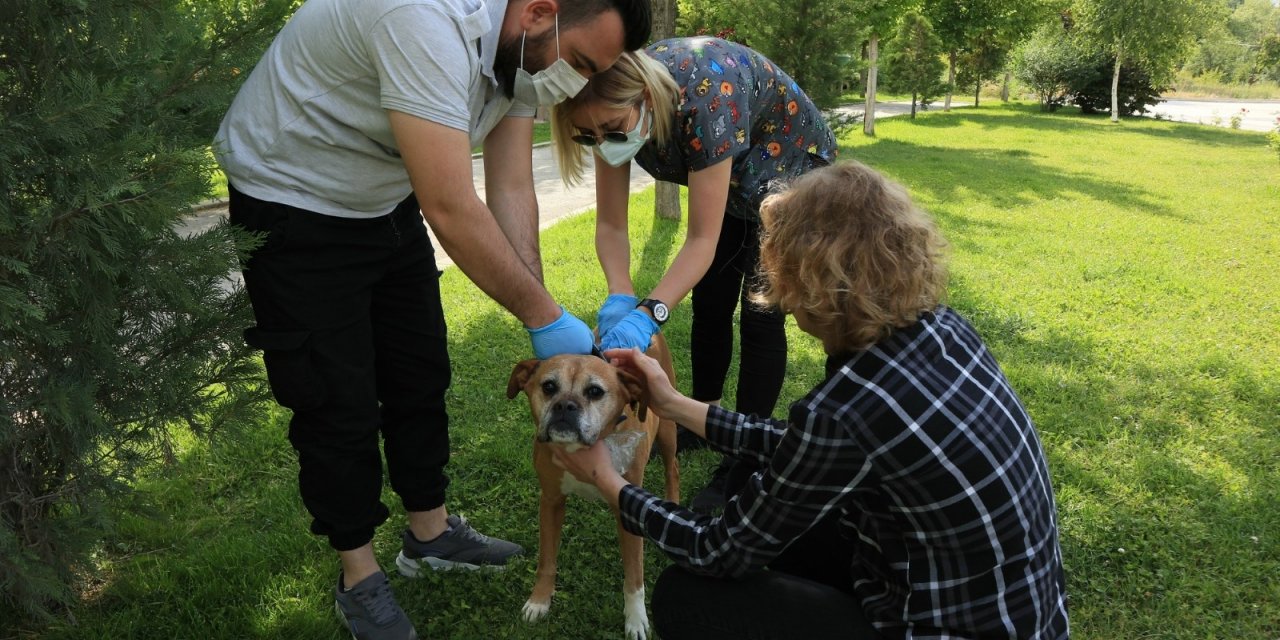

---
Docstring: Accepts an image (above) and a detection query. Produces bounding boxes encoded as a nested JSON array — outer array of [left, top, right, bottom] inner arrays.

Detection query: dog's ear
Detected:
[[616, 368, 649, 422], [506, 359, 541, 399]]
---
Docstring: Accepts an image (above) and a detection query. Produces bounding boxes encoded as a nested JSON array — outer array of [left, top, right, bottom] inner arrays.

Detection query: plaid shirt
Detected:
[[619, 307, 1069, 639]]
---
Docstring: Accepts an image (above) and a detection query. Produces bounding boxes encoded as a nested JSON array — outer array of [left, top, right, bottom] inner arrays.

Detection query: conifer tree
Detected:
[[0, 0, 293, 620], [885, 11, 947, 117]]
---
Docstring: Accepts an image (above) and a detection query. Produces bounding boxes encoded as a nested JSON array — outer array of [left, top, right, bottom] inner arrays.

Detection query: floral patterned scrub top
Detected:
[[635, 37, 838, 221]]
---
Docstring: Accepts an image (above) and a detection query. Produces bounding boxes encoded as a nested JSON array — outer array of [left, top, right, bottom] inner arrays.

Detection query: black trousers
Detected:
[[230, 186, 451, 551], [652, 565, 879, 640], [689, 214, 786, 417]]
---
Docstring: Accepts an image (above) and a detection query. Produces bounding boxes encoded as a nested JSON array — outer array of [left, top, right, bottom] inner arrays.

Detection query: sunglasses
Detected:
[[570, 130, 630, 146]]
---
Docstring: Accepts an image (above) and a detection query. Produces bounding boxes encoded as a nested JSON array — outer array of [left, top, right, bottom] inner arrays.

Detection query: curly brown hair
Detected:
[[753, 161, 949, 353]]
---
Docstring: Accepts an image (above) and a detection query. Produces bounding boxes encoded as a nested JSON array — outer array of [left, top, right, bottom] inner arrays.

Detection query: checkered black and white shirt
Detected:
[[619, 307, 1069, 639]]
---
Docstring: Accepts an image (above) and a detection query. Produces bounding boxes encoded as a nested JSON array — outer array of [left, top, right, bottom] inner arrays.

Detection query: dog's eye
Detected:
[[541, 380, 558, 395], [584, 385, 605, 400]]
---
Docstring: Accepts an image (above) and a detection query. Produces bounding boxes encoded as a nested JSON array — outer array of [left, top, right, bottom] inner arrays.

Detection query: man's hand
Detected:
[[598, 309, 659, 352], [596, 293, 637, 337], [527, 307, 595, 359]]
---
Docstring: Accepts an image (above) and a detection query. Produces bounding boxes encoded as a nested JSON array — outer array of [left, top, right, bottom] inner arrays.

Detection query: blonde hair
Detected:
[[551, 51, 680, 185], [753, 161, 949, 353]]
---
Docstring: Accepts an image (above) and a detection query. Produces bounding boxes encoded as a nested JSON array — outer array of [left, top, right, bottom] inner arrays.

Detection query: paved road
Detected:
[[1147, 98, 1280, 132]]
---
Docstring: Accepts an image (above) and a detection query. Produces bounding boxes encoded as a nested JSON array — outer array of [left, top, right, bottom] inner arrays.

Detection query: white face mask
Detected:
[[513, 16, 587, 107], [592, 106, 651, 167]]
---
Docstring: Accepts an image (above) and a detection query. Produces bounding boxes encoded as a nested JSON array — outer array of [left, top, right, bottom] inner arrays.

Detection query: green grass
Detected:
[[9, 103, 1280, 639]]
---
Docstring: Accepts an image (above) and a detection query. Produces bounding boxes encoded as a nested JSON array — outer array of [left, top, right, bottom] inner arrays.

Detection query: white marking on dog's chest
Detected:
[[559, 430, 645, 501]]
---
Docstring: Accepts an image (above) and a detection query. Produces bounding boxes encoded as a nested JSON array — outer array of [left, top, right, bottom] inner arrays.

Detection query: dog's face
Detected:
[[506, 355, 646, 446]]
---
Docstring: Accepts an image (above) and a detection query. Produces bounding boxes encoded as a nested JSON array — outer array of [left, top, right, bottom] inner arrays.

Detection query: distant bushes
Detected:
[[1012, 25, 1164, 116]]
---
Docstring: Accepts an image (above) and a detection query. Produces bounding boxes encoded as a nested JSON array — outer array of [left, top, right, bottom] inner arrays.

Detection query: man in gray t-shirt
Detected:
[[215, 0, 649, 637]]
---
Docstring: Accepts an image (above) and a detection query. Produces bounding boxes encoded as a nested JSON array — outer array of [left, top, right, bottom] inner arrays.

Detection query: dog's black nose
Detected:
[[552, 400, 580, 414]]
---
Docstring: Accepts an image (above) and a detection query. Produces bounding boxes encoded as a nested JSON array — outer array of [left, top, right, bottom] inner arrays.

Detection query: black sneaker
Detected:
[[690, 459, 731, 514], [334, 571, 418, 640], [395, 514, 523, 576]]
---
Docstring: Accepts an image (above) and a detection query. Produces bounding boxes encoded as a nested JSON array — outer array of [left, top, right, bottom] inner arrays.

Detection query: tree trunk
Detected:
[[1002, 71, 1011, 102], [944, 50, 956, 111], [864, 34, 879, 136], [974, 71, 981, 108], [649, 0, 675, 44], [911, 91, 918, 118], [650, 0, 681, 220], [1111, 44, 1122, 123]]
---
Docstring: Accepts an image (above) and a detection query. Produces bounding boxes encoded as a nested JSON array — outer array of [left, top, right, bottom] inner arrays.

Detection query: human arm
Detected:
[[389, 111, 592, 354], [597, 157, 731, 351], [557, 400, 866, 578], [640, 155, 729, 312], [590, 155, 639, 336], [483, 114, 543, 282]]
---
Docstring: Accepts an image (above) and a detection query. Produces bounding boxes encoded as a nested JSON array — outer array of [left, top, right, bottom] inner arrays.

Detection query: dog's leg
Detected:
[[656, 417, 680, 503], [522, 488, 566, 622], [618, 518, 650, 640]]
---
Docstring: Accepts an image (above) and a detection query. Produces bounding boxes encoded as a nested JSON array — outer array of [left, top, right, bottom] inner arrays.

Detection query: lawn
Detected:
[[9, 103, 1279, 639]]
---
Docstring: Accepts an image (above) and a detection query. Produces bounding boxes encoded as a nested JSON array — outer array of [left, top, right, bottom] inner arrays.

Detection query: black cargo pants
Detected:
[[230, 185, 451, 551]]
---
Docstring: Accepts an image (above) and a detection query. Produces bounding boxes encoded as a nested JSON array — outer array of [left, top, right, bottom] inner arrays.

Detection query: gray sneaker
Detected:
[[334, 571, 418, 640], [395, 514, 523, 576]]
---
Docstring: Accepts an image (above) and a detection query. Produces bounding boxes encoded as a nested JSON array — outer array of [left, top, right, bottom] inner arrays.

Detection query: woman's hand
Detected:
[[604, 348, 680, 415], [606, 347, 710, 439], [596, 293, 638, 337], [551, 442, 627, 508], [599, 309, 659, 352]]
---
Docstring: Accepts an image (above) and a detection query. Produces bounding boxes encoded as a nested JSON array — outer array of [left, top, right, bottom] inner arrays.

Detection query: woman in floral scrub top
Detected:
[[551, 38, 837, 508]]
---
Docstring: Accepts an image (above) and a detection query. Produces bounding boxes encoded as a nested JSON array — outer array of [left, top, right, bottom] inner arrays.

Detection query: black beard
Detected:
[[493, 29, 554, 99]]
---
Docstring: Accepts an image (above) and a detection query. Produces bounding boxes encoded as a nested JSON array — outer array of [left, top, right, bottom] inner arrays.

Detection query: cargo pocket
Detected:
[[244, 327, 325, 411]]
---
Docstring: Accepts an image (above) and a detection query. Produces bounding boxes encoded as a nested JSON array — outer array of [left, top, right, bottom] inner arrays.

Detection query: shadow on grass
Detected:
[[946, 277, 1280, 635], [632, 215, 680, 297], [846, 137, 1186, 226]]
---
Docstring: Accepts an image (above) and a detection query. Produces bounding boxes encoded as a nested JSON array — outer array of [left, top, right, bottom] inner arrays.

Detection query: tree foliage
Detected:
[[1069, 58, 1167, 115], [0, 0, 294, 620], [1073, 0, 1218, 76], [884, 11, 947, 116], [921, 0, 1066, 108], [848, 0, 923, 134], [1072, 0, 1220, 120], [680, 0, 864, 107], [1012, 24, 1100, 111]]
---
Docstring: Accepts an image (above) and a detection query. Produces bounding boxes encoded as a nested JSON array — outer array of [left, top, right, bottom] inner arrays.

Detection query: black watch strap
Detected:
[[637, 298, 669, 326]]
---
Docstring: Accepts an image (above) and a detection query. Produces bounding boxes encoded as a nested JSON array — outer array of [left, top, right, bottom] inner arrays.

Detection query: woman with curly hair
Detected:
[[553, 162, 1070, 640]]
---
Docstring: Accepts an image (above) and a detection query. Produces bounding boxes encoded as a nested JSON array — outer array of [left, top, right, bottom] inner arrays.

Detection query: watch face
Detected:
[[652, 302, 669, 323]]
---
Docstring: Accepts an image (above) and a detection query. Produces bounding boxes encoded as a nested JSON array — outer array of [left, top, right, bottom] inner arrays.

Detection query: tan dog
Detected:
[[506, 335, 680, 640]]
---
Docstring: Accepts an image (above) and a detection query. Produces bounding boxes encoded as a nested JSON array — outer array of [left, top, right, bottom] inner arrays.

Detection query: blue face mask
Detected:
[[592, 107, 651, 167]]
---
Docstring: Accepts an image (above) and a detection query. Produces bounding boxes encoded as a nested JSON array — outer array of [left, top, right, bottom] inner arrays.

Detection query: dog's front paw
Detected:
[[521, 599, 550, 623], [624, 616, 650, 640], [624, 588, 649, 640]]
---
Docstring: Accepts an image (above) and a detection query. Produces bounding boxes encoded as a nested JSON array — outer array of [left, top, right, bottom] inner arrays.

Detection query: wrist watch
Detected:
[[636, 298, 669, 326]]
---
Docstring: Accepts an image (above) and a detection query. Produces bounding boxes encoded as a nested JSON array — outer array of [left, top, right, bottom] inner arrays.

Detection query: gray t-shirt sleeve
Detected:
[[368, 4, 476, 132]]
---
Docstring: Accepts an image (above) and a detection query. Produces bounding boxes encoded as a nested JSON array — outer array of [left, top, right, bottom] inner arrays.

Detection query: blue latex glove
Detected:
[[596, 293, 638, 337], [599, 309, 660, 352], [527, 307, 595, 359]]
